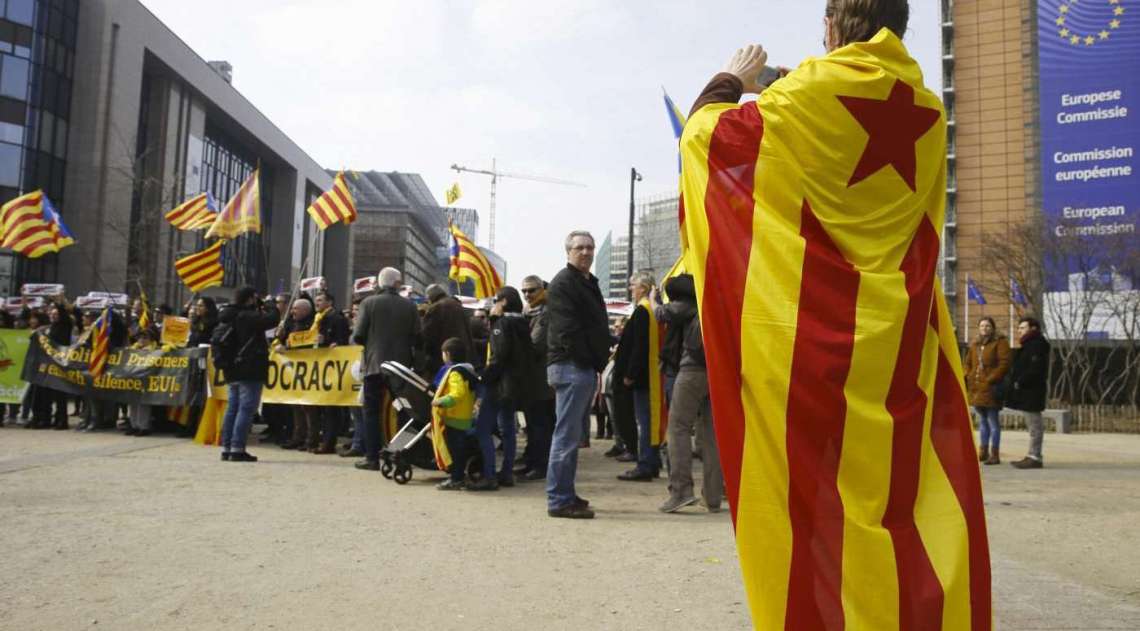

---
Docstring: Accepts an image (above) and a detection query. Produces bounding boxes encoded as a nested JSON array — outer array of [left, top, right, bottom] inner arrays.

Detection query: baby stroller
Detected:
[[378, 361, 438, 484]]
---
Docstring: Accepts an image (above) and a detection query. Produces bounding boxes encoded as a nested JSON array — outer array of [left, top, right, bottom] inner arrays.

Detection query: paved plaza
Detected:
[[2, 427, 1139, 630]]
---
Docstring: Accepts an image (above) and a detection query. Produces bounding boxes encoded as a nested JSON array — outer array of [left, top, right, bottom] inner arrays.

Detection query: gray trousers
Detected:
[[666, 368, 723, 507], [1026, 411, 1044, 460], [128, 403, 151, 431]]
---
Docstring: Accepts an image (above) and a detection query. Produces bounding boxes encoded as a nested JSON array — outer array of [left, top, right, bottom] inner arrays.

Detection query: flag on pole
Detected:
[[0, 190, 76, 257], [1010, 277, 1029, 307], [664, 88, 687, 172], [138, 287, 151, 331], [205, 168, 260, 239], [165, 193, 219, 230], [306, 171, 357, 229], [175, 240, 225, 292], [677, 29, 989, 629], [89, 307, 111, 378], [445, 182, 462, 206], [448, 222, 502, 299], [967, 276, 987, 305]]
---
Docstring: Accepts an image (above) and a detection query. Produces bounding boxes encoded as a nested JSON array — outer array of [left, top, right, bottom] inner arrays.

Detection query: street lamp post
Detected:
[[627, 167, 642, 301]]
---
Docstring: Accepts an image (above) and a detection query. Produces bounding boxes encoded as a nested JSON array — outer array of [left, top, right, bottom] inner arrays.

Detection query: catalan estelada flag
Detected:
[[678, 29, 990, 630], [306, 171, 357, 229], [89, 308, 111, 378], [448, 222, 502, 299], [0, 190, 76, 258], [165, 192, 218, 231], [445, 182, 462, 206], [175, 240, 225, 292], [638, 298, 669, 445], [205, 168, 260, 239]]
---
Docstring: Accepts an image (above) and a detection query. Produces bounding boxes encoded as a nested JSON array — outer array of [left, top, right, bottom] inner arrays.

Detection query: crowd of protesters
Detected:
[[4, 228, 1053, 519]]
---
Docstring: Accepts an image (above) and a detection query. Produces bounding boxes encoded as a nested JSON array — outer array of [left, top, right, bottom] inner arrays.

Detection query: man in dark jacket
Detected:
[[544, 230, 610, 519], [313, 290, 350, 454], [1008, 316, 1051, 469], [652, 274, 723, 513], [352, 267, 421, 470], [422, 284, 473, 377], [277, 296, 318, 452], [518, 275, 555, 481], [218, 286, 280, 462]]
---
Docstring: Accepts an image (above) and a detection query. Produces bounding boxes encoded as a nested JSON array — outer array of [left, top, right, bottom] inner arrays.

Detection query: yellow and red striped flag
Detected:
[[205, 168, 260, 239], [638, 297, 669, 445], [89, 307, 111, 378], [138, 287, 151, 331], [306, 171, 357, 229], [165, 192, 218, 231], [679, 29, 989, 630], [0, 190, 76, 258], [448, 222, 502, 299], [175, 240, 225, 292]]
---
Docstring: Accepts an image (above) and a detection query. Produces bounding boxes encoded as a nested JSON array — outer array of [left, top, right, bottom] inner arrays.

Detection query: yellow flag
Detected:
[[445, 182, 462, 205]]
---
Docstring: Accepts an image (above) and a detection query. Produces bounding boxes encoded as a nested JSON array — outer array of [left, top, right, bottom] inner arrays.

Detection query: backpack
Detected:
[[210, 320, 252, 372]]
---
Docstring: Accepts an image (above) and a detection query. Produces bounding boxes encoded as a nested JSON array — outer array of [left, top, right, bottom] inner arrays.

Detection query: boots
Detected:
[[978, 445, 989, 462], [984, 447, 1000, 465]]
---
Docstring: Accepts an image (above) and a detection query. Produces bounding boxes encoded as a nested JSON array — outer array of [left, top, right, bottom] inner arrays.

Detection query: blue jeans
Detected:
[[632, 388, 660, 473], [975, 406, 1001, 450], [474, 386, 517, 480], [221, 381, 263, 452], [349, 407, 364, 452], [546, 362, 596, 510]]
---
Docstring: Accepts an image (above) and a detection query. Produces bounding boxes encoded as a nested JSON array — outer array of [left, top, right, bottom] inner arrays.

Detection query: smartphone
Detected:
[[758, 65, 782, 88]]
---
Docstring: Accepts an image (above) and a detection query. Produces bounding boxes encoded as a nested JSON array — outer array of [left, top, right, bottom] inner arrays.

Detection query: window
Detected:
[[5, 0, 32, 27], [0, 141, 19, 187], [0, 53, 28, 100], [51, 117, 63, 157]]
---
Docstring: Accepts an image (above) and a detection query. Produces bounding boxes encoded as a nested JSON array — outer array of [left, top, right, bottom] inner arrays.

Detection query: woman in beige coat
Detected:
[[964, 317, 1011, 464]]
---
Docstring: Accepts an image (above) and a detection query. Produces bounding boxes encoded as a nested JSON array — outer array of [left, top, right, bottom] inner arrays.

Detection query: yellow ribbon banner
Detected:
[[209, 345, 363, 406]]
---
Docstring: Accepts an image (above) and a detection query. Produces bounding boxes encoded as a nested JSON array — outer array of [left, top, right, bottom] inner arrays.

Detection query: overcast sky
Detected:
[[139, 0, 943, 285]]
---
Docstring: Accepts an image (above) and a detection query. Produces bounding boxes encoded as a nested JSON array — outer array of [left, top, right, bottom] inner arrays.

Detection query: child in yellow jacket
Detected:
[[432, 337, 478, 490]]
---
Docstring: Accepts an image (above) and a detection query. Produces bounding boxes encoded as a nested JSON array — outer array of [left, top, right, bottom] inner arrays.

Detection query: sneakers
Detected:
[[615, 451, 637, 463], [437, 479, 465, 491], [659, 495, 699, 513], [1011, 456, 1043, 469], [548, 503, 595, 519], [338, 446, 364, 458], [229, 452, 258, 462]]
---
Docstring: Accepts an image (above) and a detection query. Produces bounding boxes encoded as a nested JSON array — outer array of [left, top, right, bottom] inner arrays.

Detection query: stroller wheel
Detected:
[[393, 465, 412, 485], [380, 462, 394, 479]]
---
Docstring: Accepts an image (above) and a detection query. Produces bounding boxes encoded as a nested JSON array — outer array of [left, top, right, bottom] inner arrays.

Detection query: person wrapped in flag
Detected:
[[430, 337, 478, 490], [677, 1, 991, 629], [612, 271, 667, 482]]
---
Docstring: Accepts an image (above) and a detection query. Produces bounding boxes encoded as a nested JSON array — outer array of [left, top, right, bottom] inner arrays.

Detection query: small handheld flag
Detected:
[[0, 191, 76, 258], [138, 287, 151, 331], [967, 277, 987, 305], [445, 182, 462, 206], [165, 193, 219, 231], [448, 222, 502, 299], [205, 168, 260, 239], [89, 308, 111, 378], [175, 240, 225, 292], [306, 171, 357, 229]]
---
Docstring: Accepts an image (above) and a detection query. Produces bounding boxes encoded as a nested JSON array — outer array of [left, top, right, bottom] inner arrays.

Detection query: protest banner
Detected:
[[209, 345, 362, 406], [20, 283, 64, 296], [286, 328, 318, 348], [0, 329, 30, 403], [161, 316, 191, 347], [22, 332, 206, 406], [299, 276, 325, 292], [353, 276, 376, 295]]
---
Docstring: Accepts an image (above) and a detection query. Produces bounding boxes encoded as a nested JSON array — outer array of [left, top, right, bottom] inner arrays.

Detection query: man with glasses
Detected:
[[544, 231, 610, 519], [517, 275, 555, 481]]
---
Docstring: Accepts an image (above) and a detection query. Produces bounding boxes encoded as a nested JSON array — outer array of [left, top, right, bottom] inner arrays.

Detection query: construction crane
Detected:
[[451, 159, 585, 251]]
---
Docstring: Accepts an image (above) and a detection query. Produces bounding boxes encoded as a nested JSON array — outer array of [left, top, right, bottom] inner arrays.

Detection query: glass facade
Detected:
[[0, 0, 78, 292]]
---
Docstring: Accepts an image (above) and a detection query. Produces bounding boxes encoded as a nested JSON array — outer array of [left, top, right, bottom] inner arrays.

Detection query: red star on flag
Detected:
[[838, 79, 941, 192]]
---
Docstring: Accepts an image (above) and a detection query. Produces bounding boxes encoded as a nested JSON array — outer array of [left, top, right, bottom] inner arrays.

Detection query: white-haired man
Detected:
[[351, 267, 421, 470]]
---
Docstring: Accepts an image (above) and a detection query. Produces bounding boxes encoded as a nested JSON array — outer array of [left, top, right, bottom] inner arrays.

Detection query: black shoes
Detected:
[[466, 478, 499, 492], [603, 445, 624, 458], [229, 452, 258, 462], [338, 446, 363, 458], [221, 452, 231, 461], [496, 474, 515, 488], [617, 468, 657, 482], [135, 430, 151, 437], [1011, 456, 1043, 469], [548, 503, 595, 519], [522, 469, 546, 481], [615, 451, 637, 463], [354, 460, 380, 471], [437, 479, 465, 491]]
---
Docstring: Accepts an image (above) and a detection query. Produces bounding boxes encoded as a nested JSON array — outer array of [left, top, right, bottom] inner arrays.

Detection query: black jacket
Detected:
[[546, 264, 610, 372], [525, 303, 555, 401], [1006, 332, 1050, 413], [422, 297, 473, 376], [188, 318, 217, 347], [318, 308, 351, 347], [218, 302, 280, 384], [483, 312, 539, 405], [613, 303, 650, 390]]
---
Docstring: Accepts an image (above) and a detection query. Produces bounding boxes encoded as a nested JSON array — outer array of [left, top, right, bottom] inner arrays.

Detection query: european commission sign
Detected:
[[1038, 0, 1138, 339]]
